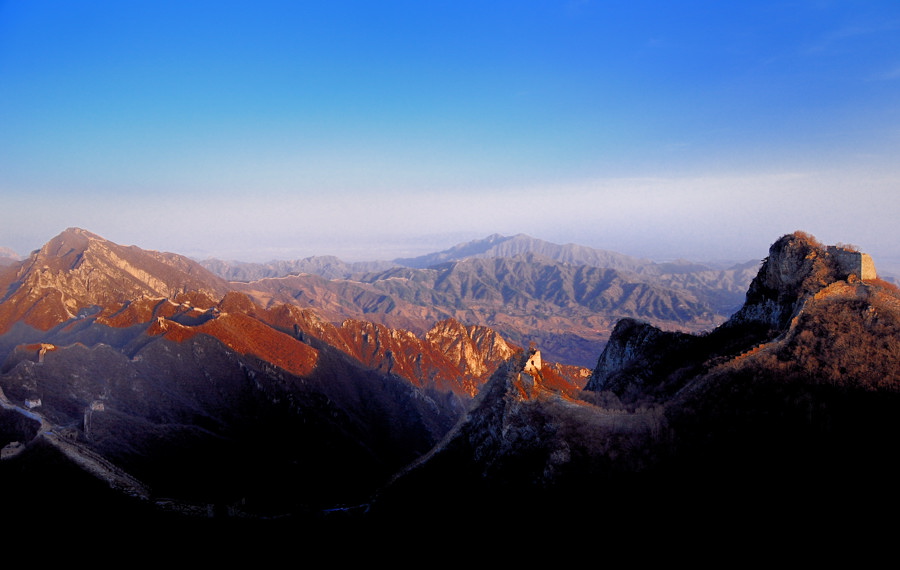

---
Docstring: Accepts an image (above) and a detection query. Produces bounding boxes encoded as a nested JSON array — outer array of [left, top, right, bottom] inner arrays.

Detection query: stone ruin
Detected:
[[827, 246, 877, 281]]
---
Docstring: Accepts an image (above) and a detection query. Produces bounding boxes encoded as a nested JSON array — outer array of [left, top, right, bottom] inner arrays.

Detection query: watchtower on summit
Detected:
[[524, 348, 542, 375], [827, 246, 877, 281]]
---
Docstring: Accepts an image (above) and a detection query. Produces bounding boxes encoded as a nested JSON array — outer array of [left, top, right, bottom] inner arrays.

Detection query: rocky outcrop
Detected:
[[726, 231, 877, 334], [584, 318, 693, 399], [425, 319, 517, 379], [586, 232, 884, 403], [370, 347, 669, 523]]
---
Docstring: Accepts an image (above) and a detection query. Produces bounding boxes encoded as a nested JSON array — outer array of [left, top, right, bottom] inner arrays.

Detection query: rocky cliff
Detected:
[[726, 231, 845, 333], [586, 231, 884, 400]]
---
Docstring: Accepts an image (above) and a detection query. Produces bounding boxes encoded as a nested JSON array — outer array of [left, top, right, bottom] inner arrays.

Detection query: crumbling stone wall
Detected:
[[827, 247, 877, 280]]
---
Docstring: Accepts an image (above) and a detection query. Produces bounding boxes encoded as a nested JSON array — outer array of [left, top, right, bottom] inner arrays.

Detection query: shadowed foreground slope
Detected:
[[370, 232, 900, 537]]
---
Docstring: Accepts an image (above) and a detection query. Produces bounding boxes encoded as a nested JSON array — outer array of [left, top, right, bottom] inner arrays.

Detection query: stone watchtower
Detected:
[[524, 348, 542, 375], [514, 348, 544, 398], [826, 246, 877, 281]]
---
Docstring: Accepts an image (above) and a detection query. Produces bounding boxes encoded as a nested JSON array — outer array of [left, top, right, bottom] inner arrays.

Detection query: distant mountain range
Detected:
[[0, 247, 19, 267], [1, 228, 897, 541], [199, 232, 760, 366], [200, 232, 749, 278], [393, 232, 661, 271], [199, 255, 396, 281]]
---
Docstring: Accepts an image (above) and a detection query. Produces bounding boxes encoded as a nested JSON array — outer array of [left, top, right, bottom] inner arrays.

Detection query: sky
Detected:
[[1, 1, 899, 269]]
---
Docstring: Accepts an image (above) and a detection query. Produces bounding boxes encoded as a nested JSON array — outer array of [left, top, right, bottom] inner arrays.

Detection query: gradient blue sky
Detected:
[[2, 1, 899, 268]]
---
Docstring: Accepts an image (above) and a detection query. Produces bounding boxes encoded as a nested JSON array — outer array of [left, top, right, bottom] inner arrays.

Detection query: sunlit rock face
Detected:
[[0, 228, 542, 400], [425, 319, 517, 384], [726, 231, 877, 335], [0, 228, 230, 333]]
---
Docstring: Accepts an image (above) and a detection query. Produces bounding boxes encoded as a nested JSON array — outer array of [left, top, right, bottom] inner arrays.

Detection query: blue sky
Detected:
[[2, 1, 899, 268]]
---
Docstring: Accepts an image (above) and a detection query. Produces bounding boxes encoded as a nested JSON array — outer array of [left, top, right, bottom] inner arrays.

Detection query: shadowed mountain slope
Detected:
[[370, 232, 900, 536]]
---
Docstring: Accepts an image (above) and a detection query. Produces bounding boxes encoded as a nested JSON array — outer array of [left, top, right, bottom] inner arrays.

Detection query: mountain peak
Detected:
[[0, 246, 19, 264], [588, 230, 886, 398], [39, 227, 103, 257], [0, 228, 229, 332], [727, 230, 878, 333], [55, 226, 105, 243], [61, 226, 100, 237], [393, 234, 518, 267], [393, 232, 654, 272]]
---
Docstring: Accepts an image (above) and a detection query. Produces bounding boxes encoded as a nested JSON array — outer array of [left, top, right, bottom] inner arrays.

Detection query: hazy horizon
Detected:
[[2, 2, 899, 267]]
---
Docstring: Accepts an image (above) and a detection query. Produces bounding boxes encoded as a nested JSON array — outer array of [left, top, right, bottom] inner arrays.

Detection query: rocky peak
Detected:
[[586, 231, 881, 402], [759, 232, 824, 289], [726, 231, 875, 334], [37, 227, 98, 261], [315, 317, 518, 397], [0, 228, 229, 332], [425, 318, 518, 378]]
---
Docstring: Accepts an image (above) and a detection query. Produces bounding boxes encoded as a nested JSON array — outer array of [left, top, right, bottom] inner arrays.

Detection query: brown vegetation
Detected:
[[744, 284, 900, 391]]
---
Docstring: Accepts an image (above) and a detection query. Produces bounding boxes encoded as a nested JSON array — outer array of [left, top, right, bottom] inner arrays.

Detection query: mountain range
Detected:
[[0, 247, 18, 267], [1, 228, 898, 544], [0, 228, 585, 525], [195, 232, 759, 367]]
